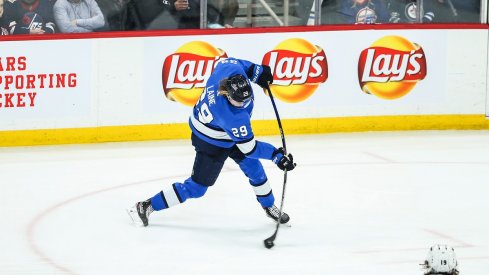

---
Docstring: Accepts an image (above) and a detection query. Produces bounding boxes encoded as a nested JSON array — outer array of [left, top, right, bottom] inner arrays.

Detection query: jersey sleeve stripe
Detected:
[[190, 115, 232, 141], [237, 138, 256, 154]]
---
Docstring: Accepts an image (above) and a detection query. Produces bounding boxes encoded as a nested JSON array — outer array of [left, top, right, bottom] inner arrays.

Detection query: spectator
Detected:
[[124, 0, 189, 30], [3, 0, 56, 34], [451, 0, 480, 22], [207, 0, 239, 28], [170, 0, 200, 29], [126, 0, 235, 30], [386, 0, 480, 23], [53, 0, 105, 33], [166, 0, 236, 29], [430, 0, 479, 23], [323, 0, 390, 24], [321, 0, 341, 24], [96, 0, 126, 31], [122, 0, 173, 30], [0, 0, 9, 35], [386, 0, 435, 23]]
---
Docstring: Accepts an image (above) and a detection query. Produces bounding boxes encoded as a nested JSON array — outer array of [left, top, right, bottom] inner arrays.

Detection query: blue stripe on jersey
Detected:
[[246, 140, 276, 160]]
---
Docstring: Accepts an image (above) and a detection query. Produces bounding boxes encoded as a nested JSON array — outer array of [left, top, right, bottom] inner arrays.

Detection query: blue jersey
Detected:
[[3, 0, 56, 34], [386, 0, 435, 23], [339, 0, 390, 24], [189, 58, 277, 160]]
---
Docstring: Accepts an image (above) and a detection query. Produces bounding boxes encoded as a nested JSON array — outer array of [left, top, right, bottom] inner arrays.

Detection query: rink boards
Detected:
[[1, 25, 489, 146]]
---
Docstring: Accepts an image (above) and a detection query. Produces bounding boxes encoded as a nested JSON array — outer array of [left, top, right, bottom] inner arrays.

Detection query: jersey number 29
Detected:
[[232, 126, 248, 137]]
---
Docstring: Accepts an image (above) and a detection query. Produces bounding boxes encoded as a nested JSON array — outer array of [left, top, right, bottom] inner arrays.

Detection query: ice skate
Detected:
[[127, 199, 153, 227], [263, 205, 290, 224]]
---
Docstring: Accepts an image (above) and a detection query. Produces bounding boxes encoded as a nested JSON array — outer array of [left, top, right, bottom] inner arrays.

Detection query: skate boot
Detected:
[[263, 205, 290, 224], [127, 199, 153, 227]]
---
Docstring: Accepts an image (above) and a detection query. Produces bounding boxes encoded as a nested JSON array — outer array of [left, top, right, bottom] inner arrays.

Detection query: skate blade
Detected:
[[126, 207, 144, 227]]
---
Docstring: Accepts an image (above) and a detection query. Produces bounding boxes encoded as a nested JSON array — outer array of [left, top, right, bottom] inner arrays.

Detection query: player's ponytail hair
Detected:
[[218, 78, 230, 97]]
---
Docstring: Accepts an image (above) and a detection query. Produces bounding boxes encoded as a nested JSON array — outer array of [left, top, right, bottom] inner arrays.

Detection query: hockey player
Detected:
[[3, 0, 56, 34], [128, 57, 296, 227], [421, 244, 459, 275]]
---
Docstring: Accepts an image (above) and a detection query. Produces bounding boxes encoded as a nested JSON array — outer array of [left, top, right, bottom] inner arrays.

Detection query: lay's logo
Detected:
[[262, 38, 328, 103], [358, 35, 427, 100], [162, 41, 227, 106]]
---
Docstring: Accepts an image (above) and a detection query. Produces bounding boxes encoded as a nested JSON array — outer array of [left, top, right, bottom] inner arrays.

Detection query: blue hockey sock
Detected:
[[150, 178, 208, 211]]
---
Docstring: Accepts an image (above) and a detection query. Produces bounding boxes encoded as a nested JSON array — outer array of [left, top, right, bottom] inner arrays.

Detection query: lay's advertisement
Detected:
[[262, 38, 328, 103], [358, 35, 427, 100], [143, 30, 456, 125]]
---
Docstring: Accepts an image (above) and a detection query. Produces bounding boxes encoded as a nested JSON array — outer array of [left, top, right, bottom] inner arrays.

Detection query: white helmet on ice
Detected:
[[422, 244, 459, 275]]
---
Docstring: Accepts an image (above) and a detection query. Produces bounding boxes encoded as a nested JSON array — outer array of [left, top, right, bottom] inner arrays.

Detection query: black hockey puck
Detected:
[[264, 239, 274, 249]]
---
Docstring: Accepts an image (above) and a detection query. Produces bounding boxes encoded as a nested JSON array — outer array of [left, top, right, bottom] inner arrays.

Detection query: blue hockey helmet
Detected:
[[226, 74, 252, 103]]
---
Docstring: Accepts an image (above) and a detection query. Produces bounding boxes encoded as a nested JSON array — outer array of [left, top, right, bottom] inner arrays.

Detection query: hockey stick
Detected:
[[263, 85, 288, 249]]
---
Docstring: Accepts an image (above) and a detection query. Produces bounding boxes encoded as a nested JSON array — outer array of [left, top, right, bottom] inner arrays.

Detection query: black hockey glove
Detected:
[[247, 64, 274, 89], [272, 147, 296, 171]]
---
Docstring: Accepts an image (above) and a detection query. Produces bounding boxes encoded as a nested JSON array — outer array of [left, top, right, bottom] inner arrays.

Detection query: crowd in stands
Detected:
[[321, 0, 480, 24], [0, 0, 481, 36], [0, 0, 104, 34]]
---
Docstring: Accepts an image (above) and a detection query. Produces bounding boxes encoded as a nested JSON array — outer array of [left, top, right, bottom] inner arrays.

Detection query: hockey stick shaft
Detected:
[[267, 88, 286, 152], [264, 86, 288, 248]]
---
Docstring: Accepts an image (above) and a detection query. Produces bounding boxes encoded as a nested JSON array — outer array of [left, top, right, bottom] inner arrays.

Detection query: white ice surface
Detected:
[[1, 131, 488, 275]]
